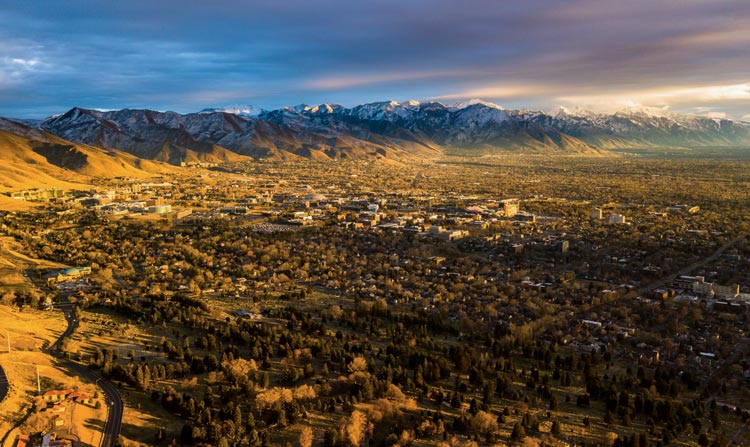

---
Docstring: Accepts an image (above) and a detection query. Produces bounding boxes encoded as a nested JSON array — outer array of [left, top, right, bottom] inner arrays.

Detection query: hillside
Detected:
[[39, 107, 442, 164], [0, 118, 175, 193]]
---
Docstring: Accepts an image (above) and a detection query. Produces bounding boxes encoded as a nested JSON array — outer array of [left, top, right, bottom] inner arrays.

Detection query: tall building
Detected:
[[609, 213, 627, 224], [591, 208, 603, 220], [501, 199, 520, 218], [559, 240, 569, 253]]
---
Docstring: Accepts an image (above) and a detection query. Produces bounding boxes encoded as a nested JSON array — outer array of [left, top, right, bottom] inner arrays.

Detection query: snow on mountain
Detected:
[[550, 106, 599, 120], [453, 102, 510, 128], [307, 103, 346, 115], [26, 98, 750, 165], [616, 106, 674, 119], [346, 100, 425, 121], [453, 99, 505, 111], [200, 104, 260, 117]]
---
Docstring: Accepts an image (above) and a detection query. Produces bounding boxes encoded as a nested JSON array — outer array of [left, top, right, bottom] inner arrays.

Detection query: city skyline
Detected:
[[1, 0, 749, 119]]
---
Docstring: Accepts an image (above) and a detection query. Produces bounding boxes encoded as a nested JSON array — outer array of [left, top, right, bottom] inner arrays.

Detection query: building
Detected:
[[428, 225, 445, 234], [15, 433, 72, 447], [45, 267, 91, 283], [9, 189, 65, 202], [608, 213, 627, 224], [515, 212, 536, 222], [67, 391, 93, 404], [591, 208, 603, 220], [674, 275, 705, 289], [441, 230, 469, 241], [147, 204, 172, 214], [694, 281, 739, 299], [500, 199, 520, 218], [42, 389, 73, 403], [668, 204, 700, 214], [40, 389, 92, 405], [558, 240, 570, 253], [673, 275, 739, 299]]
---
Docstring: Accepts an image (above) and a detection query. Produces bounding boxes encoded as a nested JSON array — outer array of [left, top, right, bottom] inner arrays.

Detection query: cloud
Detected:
[[556, 83, 750, 113], [305, 69, 477, 90], [434, 85, 552, 101], [0, 0, 749, 118], [10, 58, 39, 68]]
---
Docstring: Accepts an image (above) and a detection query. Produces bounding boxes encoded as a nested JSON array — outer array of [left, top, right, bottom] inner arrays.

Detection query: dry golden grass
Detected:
[[0, 306, 104, 447], [0, 126, 178, 201], [117, 389, 184, 446], [0, 195, 40, 211], [0, 236, 69, 270], [0, 305, 63, 351]]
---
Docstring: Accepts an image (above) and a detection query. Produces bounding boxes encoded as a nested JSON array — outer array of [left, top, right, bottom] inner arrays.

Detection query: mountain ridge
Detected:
[[2, 100, 748, 167]]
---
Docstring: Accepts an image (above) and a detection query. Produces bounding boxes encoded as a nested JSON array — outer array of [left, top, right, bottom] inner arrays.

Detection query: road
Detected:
[[0, 361, 8, 403], [0, 238, 124, 445], [634, 232, 747, 296], [51, 294, 123, 447]]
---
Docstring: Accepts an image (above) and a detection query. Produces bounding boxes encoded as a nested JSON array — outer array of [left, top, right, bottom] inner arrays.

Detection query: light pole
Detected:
[[68, 400, 76, 435]]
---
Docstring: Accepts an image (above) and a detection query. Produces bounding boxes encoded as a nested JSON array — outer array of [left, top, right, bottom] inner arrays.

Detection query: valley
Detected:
[[2, 153, 750, 447]]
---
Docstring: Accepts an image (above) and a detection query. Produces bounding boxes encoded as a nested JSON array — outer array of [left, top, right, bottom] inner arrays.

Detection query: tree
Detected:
[[348, 357, 368, 373], [511, 423, 526, 442], [180, 423, 194, 444], [698, 433, 709, 447], [551, 420, 561, 435], [340, 410, 368, 447], [470, 411, 498, 434], [549, 395, 559, 411], [298, 426, 314, 447]]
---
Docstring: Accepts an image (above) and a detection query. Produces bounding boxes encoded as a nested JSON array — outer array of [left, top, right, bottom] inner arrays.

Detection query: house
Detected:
[[41, 389, 93, 405], [67, 391, 93, 404], [42, 389, 72, 403], [15, 433, 72, 447], [52, 415, 65, 427]]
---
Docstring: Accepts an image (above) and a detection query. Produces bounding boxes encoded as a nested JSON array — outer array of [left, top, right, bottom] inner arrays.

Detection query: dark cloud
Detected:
[[0, 0, 748, 118]]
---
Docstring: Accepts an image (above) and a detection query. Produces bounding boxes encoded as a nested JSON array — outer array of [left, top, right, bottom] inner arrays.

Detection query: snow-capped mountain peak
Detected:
[[550, 106, 598, 119], [309, 103, 339, 115], [200, 104, 260, 117], [453, 99, 505, 111], [615, 105, 674, 119]]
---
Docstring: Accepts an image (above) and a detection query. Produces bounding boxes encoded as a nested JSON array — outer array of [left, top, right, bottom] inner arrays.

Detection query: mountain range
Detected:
[[36, 101, 750, 162], [1, 99, 749, 192]]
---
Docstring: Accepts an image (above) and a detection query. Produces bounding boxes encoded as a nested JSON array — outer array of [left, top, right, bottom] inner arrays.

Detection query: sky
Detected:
[[1, 0, 749, 119]]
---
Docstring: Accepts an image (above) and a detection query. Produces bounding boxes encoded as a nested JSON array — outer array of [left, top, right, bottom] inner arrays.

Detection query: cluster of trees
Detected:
[[4, 154, 750, 445]]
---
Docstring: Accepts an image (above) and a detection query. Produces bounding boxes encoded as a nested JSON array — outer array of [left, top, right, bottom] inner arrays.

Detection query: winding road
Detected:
[[0, 362, 8, 403], [0, 238, 123, 445], [52, 295, 123, 447]]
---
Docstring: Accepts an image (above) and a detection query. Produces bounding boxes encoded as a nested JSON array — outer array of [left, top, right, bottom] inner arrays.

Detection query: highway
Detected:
[[51, 294, 123, 447]]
